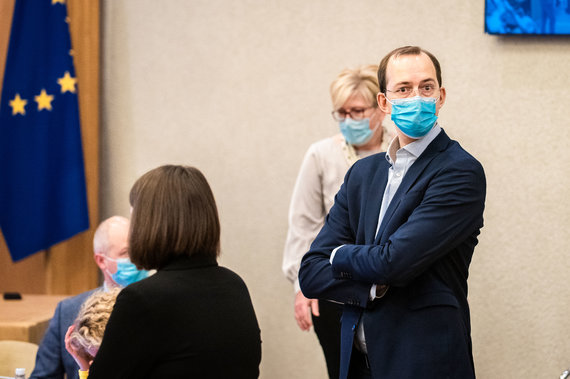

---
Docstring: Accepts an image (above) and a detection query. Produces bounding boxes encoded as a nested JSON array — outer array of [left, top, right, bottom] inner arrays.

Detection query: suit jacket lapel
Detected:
[[363, 156, 389, 244], [374, 130, 451, 244]]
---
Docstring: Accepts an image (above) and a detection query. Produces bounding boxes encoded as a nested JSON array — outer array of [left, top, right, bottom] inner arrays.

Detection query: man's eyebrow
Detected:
[[393, 80, 412, 87], [391, 78, 436, 88]]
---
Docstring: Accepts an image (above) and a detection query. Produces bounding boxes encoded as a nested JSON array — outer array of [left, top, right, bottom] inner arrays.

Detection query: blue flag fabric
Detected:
[[0, 0, 89, 261]]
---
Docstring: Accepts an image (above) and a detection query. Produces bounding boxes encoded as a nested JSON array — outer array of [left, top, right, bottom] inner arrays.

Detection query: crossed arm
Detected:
[[299, 158, 486, 307]]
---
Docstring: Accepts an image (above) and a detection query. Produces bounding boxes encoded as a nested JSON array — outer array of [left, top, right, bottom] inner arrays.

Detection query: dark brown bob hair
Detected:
[[128, 165, 220, 270], [377, 46, 442, 94]]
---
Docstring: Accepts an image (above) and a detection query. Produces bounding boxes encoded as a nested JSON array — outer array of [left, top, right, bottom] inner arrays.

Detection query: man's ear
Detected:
[[377, 92, 390, 114], [435, 87, 446, 115], [94, 253, 106, 271]]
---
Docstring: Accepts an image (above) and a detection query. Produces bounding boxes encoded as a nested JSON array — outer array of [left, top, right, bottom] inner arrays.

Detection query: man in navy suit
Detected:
[[299, 46, 486, 379], [29, 216, 132, 379]]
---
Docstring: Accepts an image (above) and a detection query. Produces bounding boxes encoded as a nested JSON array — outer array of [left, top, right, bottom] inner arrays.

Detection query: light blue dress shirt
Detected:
[[333, 123, 442, 354]]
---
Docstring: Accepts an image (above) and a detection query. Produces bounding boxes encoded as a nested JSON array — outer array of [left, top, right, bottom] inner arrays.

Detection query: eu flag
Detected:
[[0, 0, 89, 261]]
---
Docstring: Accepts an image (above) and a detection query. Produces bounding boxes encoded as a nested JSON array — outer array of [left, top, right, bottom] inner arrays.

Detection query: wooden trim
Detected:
[[0, 0, 15, 88]]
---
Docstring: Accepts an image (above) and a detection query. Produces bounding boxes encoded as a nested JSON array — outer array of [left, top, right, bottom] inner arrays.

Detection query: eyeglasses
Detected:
[[331, 106, 374, 121], [385, 84, 439, 99]]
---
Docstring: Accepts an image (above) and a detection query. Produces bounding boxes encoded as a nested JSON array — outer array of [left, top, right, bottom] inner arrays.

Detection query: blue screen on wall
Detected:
[[486, 0, 570, 35]]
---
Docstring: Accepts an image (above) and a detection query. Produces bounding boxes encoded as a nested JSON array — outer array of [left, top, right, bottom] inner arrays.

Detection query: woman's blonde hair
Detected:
[[329, 64, 379, 111], [68, 288, 121, 359]]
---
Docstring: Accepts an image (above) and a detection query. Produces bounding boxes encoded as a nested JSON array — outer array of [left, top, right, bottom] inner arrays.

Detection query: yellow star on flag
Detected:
[[35, 89, 54, 111], [52, 0, 65, 5], [9, 94, 27, 116], [57, 71, 77, 93]]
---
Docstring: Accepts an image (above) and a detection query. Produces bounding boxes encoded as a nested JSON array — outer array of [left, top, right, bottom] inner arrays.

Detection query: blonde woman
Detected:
[[282, 64, 393, 378], [64, 288, 121, 379]]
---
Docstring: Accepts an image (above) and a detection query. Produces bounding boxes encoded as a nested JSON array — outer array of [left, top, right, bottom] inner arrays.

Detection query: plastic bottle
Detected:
[[14, 368, 26, 379]]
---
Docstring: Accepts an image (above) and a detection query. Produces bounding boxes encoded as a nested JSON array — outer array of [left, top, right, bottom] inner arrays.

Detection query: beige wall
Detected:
[[101, 1, 570, 378]]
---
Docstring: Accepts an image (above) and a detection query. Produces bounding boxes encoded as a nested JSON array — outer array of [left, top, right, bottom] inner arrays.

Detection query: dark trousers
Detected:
[[347, 347, 372, 379], [312, 299, 343, 379]]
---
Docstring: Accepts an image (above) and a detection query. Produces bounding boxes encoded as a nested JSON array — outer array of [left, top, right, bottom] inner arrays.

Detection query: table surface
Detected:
[[0, 294, 68, 343]]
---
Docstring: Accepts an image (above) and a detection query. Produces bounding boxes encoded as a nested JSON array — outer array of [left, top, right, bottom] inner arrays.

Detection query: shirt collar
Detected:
[[385, 122, 442, 165]]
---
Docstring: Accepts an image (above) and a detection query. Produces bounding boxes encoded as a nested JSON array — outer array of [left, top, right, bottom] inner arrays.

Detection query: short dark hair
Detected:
[[128, 165, 220, 270], [377, 46, 442, 94]]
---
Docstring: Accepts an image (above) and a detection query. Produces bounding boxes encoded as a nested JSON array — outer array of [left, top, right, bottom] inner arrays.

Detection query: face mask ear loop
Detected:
[[364, 107, 381, 134], [370, 120, 380, 133], [101, 254, 117, 262]]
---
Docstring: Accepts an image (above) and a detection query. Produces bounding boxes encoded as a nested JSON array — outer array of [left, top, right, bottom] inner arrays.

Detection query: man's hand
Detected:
[[294, 291, 320, 331]]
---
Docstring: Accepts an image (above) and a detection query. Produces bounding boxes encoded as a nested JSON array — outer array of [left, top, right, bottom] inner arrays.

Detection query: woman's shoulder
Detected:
[[127, 261, 248, 290], [303, 134, 347, 166], [307, 133, 344, 152], [216, 266, 250, 286]]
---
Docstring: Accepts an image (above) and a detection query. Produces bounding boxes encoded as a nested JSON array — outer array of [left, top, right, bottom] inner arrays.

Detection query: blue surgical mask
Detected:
[[105, 257, 149, 287], [339, 118, 374, 146], [387, 96, 438, 138]]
